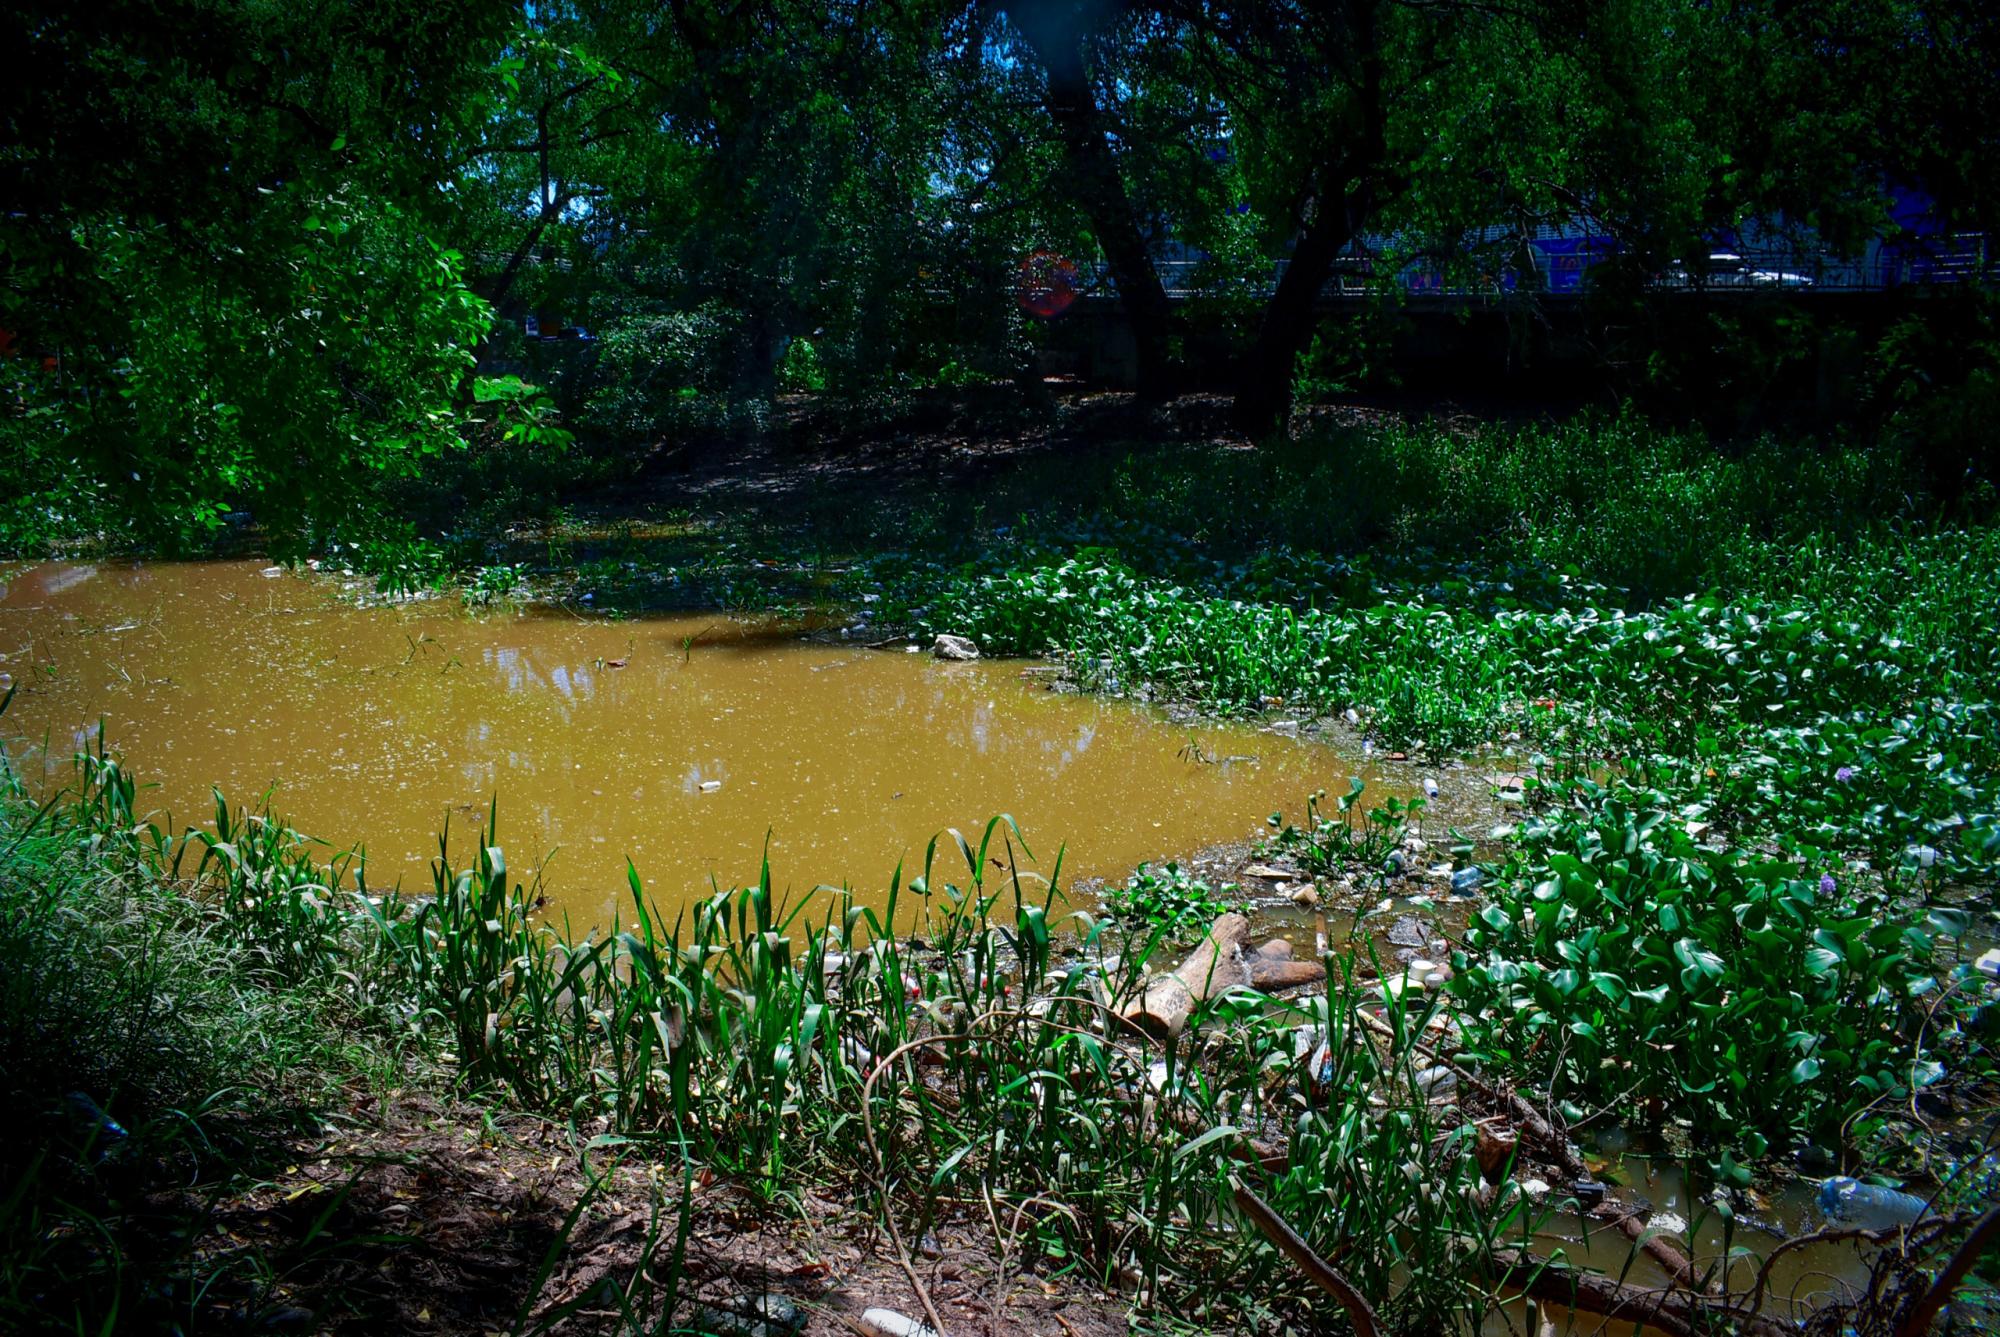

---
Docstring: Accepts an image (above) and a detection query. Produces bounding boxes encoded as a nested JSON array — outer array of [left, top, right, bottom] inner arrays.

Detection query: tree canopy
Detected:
[[4, 0, 1995, 548]]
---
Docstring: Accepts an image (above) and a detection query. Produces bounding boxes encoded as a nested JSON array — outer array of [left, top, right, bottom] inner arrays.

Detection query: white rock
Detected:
[[1648, 1210, 1689, 1236], [699, 780, 722, 793], [1519, 1177, 1551, 1201], [932, 634, 980, 661], [861, 1306, 941, 1337], [1415, 1065, 1458, 1100]]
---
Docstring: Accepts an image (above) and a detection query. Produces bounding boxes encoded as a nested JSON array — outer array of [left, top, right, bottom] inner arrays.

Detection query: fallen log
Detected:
[[1248, 958, 1329, 990], [1120, 913, 1251, 1039], [1486, 1248, 1791, 1337]]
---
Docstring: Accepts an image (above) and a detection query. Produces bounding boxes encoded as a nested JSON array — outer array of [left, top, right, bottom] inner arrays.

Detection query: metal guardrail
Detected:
[[1081, 235, 1992, 302]]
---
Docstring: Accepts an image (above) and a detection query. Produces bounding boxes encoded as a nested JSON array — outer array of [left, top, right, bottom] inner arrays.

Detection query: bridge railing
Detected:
[[1081, 234, 1992, 301]]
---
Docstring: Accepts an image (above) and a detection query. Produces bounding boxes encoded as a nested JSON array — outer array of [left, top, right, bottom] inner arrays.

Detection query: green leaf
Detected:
[[1173, 1125, 1242, 1161]]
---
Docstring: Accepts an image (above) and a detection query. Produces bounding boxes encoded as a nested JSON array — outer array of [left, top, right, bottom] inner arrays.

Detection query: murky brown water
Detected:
[[0, 560, 1411, 930]]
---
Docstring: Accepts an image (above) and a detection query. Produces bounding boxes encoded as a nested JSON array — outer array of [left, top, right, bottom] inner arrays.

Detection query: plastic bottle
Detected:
[[1818, 1176, 1931, 1228]]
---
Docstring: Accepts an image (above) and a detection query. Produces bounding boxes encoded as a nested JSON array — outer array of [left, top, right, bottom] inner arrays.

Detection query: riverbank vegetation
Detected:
[[9, 702, 1998, 1334], [8, 0, 2000, 1332]]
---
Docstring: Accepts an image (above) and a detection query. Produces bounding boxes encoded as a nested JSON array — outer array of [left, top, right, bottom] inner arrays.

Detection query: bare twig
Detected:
[[1231, 1181, 1381, 1337], [1895, 1203, 2000, 1337]]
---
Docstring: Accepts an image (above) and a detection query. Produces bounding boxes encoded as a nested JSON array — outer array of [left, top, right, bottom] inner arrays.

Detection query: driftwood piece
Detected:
[[1120, 913, 1251, 1039], [1474, 1121, 1518, 1183], [1248, 958, 1328, 990]]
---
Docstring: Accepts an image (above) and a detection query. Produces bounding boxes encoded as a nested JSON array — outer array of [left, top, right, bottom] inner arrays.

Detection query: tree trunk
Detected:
[[1007, 2, 1175, 399], [1231, 193, 1362, 437], [1231, 0, 1390, 437]]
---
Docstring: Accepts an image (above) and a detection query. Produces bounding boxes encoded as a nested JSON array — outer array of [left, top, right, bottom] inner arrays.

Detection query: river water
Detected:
[[0, 560, 1409, 929], [1, 558, 1918, 1317]]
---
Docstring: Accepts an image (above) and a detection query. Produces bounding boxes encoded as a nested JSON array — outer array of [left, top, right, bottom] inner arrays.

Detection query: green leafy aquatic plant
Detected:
[[1266, 780, 1426, 885], [1450, 778, 1977, 1153], [1102, 861, 1239, 943]]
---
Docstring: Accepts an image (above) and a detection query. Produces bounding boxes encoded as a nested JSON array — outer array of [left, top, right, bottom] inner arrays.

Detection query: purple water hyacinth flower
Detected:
[[1835, 766, 1855, 782], [1820, 873, 1838, 894]]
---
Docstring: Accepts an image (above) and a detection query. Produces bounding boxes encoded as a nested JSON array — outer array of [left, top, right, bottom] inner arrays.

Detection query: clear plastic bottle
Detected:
[[1818, 1176, 1931, 1228]]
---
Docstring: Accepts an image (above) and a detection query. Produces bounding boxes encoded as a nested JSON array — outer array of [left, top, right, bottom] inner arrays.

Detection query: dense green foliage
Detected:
[[6, 2, 2000, 1329], [0, 1, 510, 553], [0, 741, 373, 1330], [868, 414, 2000, 1161], [6, 2, 1999, 563], [1455, 781, 1981, 1153], [2, 739, 1551, 1332]]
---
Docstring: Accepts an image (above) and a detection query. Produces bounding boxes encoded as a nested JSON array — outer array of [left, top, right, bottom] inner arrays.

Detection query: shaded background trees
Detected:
[[4, 0, 1997, 553]]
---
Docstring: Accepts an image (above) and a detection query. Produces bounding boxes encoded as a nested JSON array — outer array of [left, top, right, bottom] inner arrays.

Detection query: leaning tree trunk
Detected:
[[1232, 0, 1389, 437], [1231, 192, 1365, 437], [1043, 85, 1175, 400], [1007, 1, 1175, 400]]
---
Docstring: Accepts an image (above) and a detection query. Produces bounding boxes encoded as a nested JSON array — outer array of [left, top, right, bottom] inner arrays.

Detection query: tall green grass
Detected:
[[0, 732, 358, 1332], [3, 721, 1541, 1331]]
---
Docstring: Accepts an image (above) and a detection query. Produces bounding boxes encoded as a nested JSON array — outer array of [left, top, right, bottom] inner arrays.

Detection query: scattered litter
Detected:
[[1647, 1209, 1690, 1236], [1819, 1176, 1931, 1228], [859, 1306, 941, 1337], [1415, 1066, 1459, 1101], [1386, 917, 1432, 949]]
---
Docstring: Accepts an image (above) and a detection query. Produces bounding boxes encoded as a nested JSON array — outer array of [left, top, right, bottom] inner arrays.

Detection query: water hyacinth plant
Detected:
[[1450, 778, 1984, 1155]]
